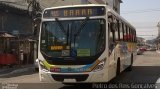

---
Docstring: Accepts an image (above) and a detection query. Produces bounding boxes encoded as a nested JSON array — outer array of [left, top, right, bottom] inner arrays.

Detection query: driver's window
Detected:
[[108, 14, 115, 55]]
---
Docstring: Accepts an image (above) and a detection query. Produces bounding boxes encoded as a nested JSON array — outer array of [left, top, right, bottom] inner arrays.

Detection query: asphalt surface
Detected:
[[0, 51, 160, 89]]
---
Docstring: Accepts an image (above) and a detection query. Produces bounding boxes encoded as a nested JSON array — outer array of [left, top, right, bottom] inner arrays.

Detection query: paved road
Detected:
[[0, 51, 160, 89], [133, 51, 160, 66]]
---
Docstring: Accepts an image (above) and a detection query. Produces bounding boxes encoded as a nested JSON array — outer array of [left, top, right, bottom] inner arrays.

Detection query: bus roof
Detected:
[[43, 4, 106, 11], [43, 4, 136, 30]]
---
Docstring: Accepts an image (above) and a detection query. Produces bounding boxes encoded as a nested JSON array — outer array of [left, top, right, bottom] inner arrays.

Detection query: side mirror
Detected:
[[33, 25, 38, 36], [33, 17, 41, 36], [34, 17, 41, 23], [36, 59, 39, 63]]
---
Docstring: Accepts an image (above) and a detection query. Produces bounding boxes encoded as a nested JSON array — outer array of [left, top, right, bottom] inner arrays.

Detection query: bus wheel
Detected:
[[116, 59, 120, 76], [126, 54, 133, 72], [35, 68, 39, 72]]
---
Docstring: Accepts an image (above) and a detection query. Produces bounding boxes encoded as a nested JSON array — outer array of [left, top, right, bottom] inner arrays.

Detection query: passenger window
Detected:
[[125, 26, 129, 42], [114, 20, 119, 41], [134, 31, 137, 42], [123, 24, 126, 41], [119, 22, 123, 41], [130, 29, 133, 42]]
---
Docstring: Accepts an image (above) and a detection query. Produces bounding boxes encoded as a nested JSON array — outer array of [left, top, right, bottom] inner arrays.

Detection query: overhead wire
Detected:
[[122, 8, 160, 14]]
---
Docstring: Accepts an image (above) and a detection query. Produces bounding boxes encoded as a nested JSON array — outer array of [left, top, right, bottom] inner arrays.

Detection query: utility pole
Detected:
[[27, 0, 41, 65], [1, 16, 4, 31], [27, 0, 41, 35], [157, 22, 160, 50], [27, 0, 41, 19]]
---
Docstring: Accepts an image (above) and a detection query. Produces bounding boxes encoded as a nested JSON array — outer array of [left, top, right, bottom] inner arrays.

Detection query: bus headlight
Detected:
[[93, 58, 106, 72], [39, 61, 49, 71]]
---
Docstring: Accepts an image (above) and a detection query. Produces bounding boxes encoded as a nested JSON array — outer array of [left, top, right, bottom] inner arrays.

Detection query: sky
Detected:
[[120, 0, 160, 40]]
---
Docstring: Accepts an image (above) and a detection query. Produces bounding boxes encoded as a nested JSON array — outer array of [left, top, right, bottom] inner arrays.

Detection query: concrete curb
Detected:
[[0, 66, 35, 77]]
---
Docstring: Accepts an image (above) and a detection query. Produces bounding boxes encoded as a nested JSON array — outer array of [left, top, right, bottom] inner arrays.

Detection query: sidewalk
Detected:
[[157, 50, 160, 53], [0, 64, 35, 77]]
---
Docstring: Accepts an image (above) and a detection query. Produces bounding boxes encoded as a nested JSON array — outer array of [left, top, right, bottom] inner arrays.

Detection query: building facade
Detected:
[[0, 2, 34, 65], [0, 2, 32, 35], [137, 37, 146, 46], [39, 0, 122, 14]]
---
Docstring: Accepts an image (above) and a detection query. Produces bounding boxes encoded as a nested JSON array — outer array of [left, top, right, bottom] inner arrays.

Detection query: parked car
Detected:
[[140, 46, 147, 51], [149, 46, 157, 51], [137, 48, 143, 55]]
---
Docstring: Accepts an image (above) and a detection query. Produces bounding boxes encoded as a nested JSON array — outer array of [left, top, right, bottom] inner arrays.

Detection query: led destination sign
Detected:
[[43, 6, 105, 18]]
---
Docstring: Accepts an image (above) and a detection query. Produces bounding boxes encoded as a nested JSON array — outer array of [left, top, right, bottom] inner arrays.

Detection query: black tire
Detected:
[[116, 59, 120, 76], [126, 54, 133, 72]]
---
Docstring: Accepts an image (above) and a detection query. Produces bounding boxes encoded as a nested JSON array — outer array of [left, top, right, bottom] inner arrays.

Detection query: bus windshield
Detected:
[[40, 19, 105, 58]]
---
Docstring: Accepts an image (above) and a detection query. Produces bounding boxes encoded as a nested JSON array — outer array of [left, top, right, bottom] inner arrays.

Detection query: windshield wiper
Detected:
[[55, 18, 71, 46], [55, 18, 66, 35], [66, 24, 70, 45], [75, 17, 89, 37], [74, 17, 89, 45]]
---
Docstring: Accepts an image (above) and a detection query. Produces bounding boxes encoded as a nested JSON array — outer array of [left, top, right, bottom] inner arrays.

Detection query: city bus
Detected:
[[37, 4, 137, 83]]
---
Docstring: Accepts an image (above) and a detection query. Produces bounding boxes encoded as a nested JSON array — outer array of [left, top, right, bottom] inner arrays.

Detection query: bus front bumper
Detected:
[[39, 69, 108, 83]]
